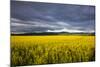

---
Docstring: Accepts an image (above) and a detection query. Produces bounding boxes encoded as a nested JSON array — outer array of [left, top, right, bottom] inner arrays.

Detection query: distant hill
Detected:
[[11, 32, 95, 36]]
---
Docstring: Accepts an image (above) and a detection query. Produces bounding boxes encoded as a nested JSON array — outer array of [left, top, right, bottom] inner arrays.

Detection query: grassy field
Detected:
[[11, 35, 95, 66]]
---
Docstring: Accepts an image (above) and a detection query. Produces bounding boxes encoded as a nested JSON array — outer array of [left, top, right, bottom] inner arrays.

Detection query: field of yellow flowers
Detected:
[[11, 35, 95, 66]]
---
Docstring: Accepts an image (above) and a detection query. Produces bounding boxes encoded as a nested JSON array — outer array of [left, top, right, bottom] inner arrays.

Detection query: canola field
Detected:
[[11, 35, 95, 66]]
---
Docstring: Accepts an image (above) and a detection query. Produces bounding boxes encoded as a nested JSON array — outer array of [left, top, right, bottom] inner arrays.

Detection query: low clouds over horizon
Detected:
[[11, 1, 95, 33]]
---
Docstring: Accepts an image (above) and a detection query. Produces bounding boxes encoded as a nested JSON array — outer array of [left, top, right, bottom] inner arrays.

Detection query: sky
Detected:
[[11, 1, 95, 34]]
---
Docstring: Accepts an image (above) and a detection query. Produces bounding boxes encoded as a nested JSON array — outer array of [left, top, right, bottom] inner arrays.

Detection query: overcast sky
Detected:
[[11, 1, 95, 33]]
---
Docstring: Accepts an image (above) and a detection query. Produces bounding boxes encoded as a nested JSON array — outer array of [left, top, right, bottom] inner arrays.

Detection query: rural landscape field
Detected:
[[11, 35, 95, 66], [11, 1, 95, 66]]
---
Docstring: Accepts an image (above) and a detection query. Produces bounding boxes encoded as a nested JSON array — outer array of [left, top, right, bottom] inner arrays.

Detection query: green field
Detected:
[[11, 35, 95, 66]]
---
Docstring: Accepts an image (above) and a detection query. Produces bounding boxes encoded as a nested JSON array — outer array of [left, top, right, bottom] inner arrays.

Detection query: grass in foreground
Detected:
[[11, 35, 95, 66]]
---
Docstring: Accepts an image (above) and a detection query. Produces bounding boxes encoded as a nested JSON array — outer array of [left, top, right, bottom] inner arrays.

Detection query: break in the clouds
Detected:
[[11, 1, 95, 33]]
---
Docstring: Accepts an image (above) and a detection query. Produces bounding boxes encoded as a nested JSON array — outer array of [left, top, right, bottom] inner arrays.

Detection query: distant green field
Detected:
[[11, 35, 95, 66]]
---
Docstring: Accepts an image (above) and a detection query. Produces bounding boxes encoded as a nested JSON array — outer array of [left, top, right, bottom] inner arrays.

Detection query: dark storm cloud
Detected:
[[11, 1, 95, 33]]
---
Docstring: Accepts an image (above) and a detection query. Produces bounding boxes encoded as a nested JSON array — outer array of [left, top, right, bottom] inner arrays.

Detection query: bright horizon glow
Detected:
[[47, 28, 94, 33]]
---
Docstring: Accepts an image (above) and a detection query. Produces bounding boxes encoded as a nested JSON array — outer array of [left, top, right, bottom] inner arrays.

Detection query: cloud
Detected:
[[11, 1, 95, 33], [11, 17, 94, 33]]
